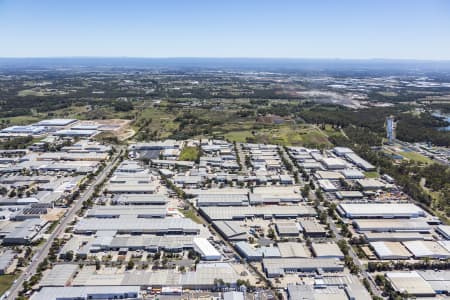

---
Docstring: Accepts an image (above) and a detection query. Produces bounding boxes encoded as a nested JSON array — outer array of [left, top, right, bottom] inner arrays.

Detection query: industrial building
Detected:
[[235, 242, 281, 261], [85, 205, 167, 218], [364, 231, 430, 242], [299, 219, 327, 237], [370, 242, 412, 260], [338, 203, 425, 219], [386, 271, 435, 297], [212, 221, 247, 241], [196, 194, 249, 207], [403, 241, 450, 259], [275, 221, 301, 237], [35, 119, 77, 127], [0, 250, 15, 274], [39, 264, 79, 287], [353, 219, 431, 232], [200, 205, 316, 221], [311, 242, 344, 259], [320, 157, 347, 170], [112, 194, 168, 205], [193, 238, 221, 261], [277, 242, 311, 258], [74, 217, 201, 235], [250, 186, 302, 204], [335, 191, 364, 200], [30, 286, 141, 300], [355, 178, 386, 190], [344, 153, 375, 171], [262, 258, 344, 277], [437, 225, 450, 240], [318, 179, 337, 192]]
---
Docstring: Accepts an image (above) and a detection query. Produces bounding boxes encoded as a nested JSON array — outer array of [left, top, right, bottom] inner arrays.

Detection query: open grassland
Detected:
[[179, 146, 200, 161], [0, 274, 17, 296], [225, 124, 336, 147], [399, 151, 433, 164]]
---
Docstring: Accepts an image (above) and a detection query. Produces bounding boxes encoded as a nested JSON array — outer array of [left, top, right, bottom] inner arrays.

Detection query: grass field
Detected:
[[224, 124, 333, 147], [399, 151, 433, 164], [364, 171, 380, 178], [179, 146, 199, 161], [224, 130, 254, 142], [0, 274, 17, 296], [178, 209, 202, 224], [133, 106, 178, 140]]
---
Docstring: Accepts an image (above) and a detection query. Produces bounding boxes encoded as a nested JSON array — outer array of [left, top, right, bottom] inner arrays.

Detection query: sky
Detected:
[[0, 0, 449, 60]]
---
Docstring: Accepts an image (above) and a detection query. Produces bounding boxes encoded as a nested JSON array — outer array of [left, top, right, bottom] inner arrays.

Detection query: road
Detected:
[[7, 149, 123, 300], [319, 203, 383, 299], [279, 146, 383, 298], [236, 143, 248, 173]]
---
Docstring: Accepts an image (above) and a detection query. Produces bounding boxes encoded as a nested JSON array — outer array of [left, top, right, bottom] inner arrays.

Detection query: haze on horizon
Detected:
[[0, 0, 449, 60]]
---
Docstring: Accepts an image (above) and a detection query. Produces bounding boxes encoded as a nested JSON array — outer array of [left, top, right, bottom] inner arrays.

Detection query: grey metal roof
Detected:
[[74, 217, 201, 234], [201, 205, 316, 220]]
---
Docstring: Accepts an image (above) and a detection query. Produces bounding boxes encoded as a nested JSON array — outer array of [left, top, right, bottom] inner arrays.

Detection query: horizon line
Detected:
[[0, 56, 450, 63]]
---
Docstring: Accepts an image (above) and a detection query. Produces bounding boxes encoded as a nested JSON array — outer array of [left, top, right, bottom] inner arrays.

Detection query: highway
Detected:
[[7, 149, 123, 300]]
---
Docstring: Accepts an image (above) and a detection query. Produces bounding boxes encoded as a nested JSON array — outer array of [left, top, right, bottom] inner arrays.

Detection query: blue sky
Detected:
[[0, 0, 449, 59]]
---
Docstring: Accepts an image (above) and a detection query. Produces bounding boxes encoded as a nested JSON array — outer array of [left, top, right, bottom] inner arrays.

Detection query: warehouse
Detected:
[[311, 242, 345, 259], [403, 241, 450, 259], [339, 169, 365, 179], [115, 160, 146, 173], [275, 221, 301, 237], [54, 129, 97, 137], [212, 221, 247, 241], [287, 284, 349, 300], [335, 191, 364, 200], [130, 140, 181, 151], [151, 159, 195, 169], [85, 205, 167, 218], [315, 171, 344, 180], [30, 286, 140, 300], [235, 242, 280, 261], [106, 183, 157, 194], [386, 272, 436, 297], [95, 235, 194, 252], [364, 232, 430, 242], [196, 194, 248, 207], [318, 179, 337, 192], [437, 225, 450, 240], [262, 258, 344, 277], [0, 125, 47, 136], [338, 203, 425, 219], [200, 205, 316, 221], [250, 186, 302, 204], [39, 264, 78, 287], [320, 157, 347, 170], [355, 178, 386, 190], [300, 219, 327, 237], [353, 219, 431, 232], [300, 162, 323, 170], [193, 238, 221, 261], [0, 250, 15, 274], [277, 242, 310, 258], [35, 118, 77, 127], [71, 262, 239, 289], [2, 218, 47, 245], [112, 194, 168, 205], [333, 147, 354, 157], [344, 153, 375, 171], [74, 217, 201, 235], [370, 242, 412, 260], [417, 270, 450, 295]]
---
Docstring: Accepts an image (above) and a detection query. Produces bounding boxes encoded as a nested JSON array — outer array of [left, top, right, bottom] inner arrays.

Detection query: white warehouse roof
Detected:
[[338, 203, 425, 219]]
